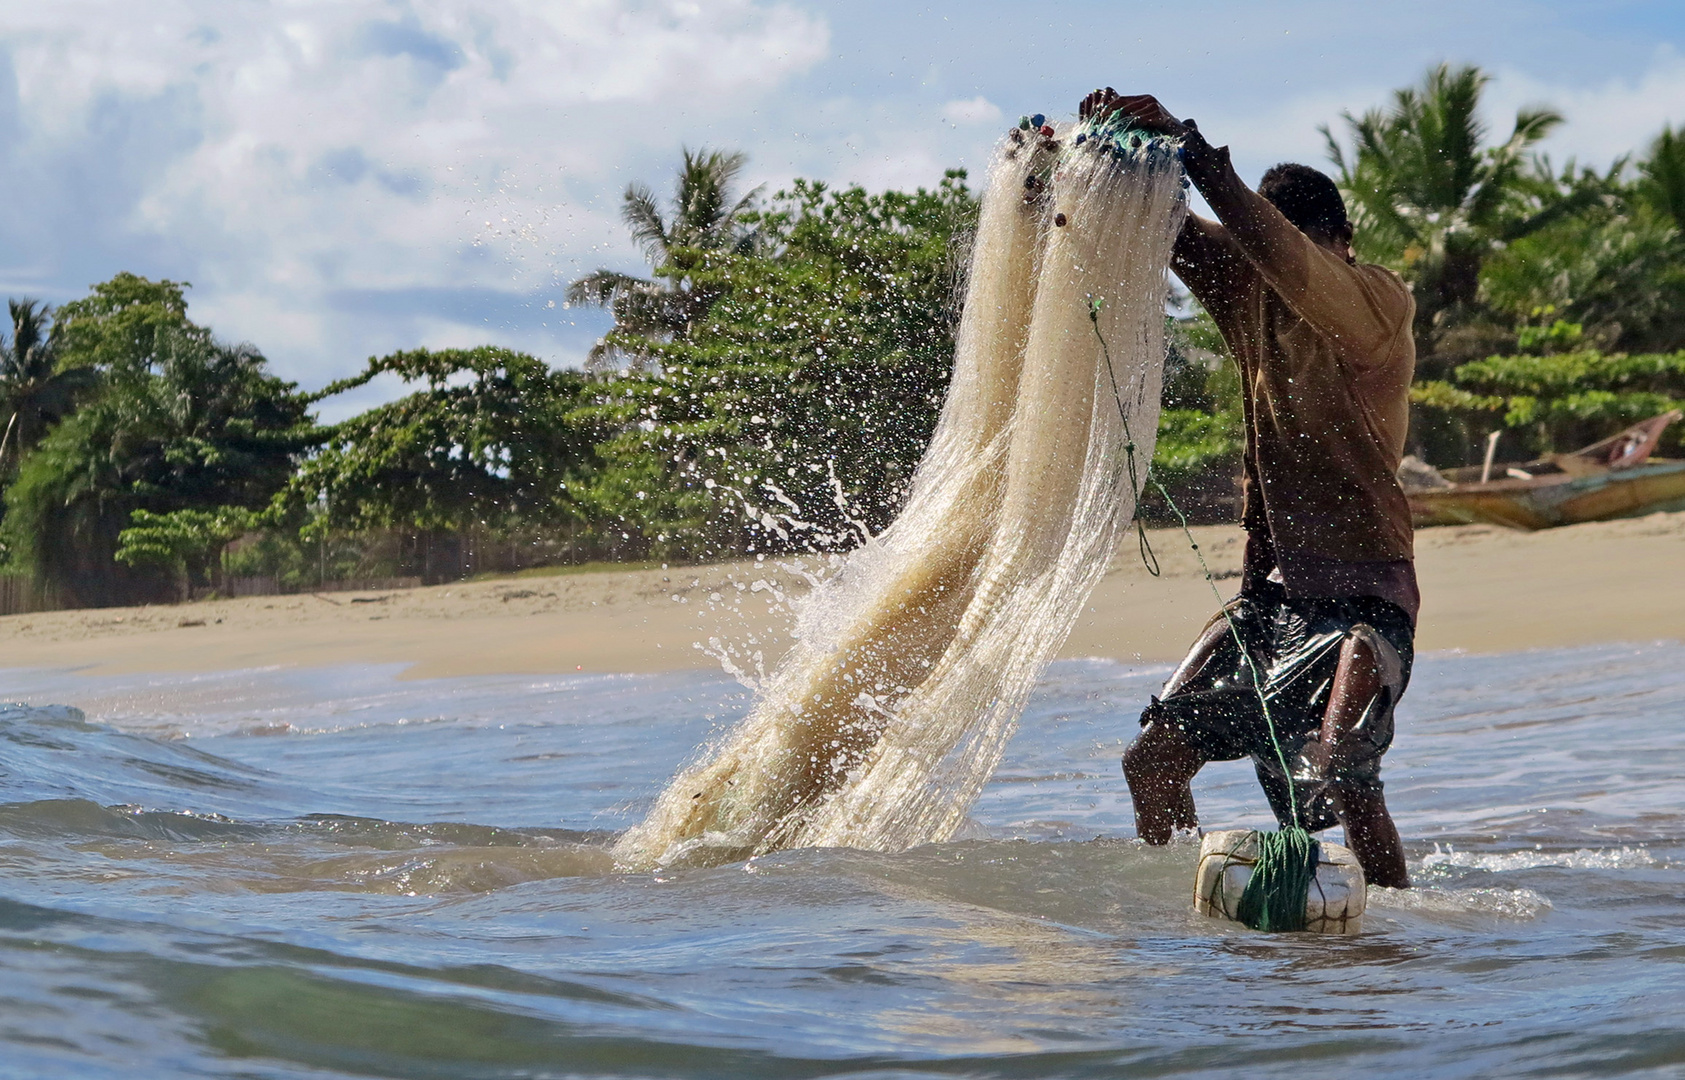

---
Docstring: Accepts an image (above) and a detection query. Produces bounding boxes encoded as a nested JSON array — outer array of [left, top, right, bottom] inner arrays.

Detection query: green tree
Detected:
[[52, 272, 206, 373], [292, 346, 603, 538], [1, 276, 310, 606], [1636, 124, 1685, 230], [1324, 63, 1571, 368], [566, 148, 762, 372], [0, 300, 95, 472], [1148, 308, 1245, 519], [1411, 347, 1685, 461], [115, 506, 257, 598], [579, 173, 976, 557], [1433, 127, 1685, 463], [1479, 190, 1685, 353], [1475, 127, 1685, 354]]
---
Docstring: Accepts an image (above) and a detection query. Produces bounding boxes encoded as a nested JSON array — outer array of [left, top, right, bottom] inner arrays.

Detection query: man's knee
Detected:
[[1121, 734, 1153, 784], [1123, 717, 1200, 786], [1162, 617, 1233, 697], [1342, 623, 1405, 698], [1338, 633, 1379, 683]]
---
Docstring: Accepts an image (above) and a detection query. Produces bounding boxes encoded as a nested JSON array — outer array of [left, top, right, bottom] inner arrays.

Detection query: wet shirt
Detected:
[[1171, 130, 1419, 622]]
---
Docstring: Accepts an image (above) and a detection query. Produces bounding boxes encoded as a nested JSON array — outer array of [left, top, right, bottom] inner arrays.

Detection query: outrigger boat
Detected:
[[1400, 411, 1685, 530]]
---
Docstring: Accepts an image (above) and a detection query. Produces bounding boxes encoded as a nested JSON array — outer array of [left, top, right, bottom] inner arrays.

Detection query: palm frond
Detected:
[[611, 285, 691, 337], [1639, 125, 1685, 231], [622, 184, 669, 266], [1509, 105, 1565, 148], [583, 338, 621, 374], [565, 270, 655, 309], [2, 298, 55, 381], [672, 148, 750, 249], [1321, 123, 1350, 177], [584, 334, 663, 376]]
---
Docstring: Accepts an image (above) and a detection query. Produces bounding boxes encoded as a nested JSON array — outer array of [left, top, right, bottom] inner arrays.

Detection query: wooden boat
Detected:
[[1403, 411, 1685, 530]]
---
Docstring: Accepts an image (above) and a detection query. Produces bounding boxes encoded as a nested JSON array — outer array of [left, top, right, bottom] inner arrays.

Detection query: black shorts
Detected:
[[1138, 580, 1414, 831]]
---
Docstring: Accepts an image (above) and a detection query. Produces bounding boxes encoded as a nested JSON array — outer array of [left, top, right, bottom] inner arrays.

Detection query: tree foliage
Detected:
[[1, 277, 309, 605], [1411, 345, 1685, 460], [289, 346, 603, 535], [115, 506, 257, 596], [1324, 63, 1584, 370], [578, 172, 976, 557], [0, 299, 97, 474], [566, 148, 762, 372]]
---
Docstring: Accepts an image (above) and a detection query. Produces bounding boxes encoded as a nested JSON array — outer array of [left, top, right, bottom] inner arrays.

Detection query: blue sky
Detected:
[[1, 1, 1682, 417]]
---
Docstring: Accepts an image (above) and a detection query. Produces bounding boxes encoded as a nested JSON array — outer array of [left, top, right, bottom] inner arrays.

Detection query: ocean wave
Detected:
[[1419, 843, 1659, 873], [1369, 884, 1554, 920]]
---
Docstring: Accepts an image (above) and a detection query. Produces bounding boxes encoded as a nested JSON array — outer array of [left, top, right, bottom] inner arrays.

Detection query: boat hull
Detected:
[[1409, 460, 1685, 530]]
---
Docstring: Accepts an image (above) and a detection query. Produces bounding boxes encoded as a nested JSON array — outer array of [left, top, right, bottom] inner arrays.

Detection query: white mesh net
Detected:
[[614, 119, 1187, 869]]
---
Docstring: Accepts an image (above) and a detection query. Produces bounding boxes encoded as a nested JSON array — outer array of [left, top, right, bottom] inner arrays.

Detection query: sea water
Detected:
[[1, 641, 1681, 1078]]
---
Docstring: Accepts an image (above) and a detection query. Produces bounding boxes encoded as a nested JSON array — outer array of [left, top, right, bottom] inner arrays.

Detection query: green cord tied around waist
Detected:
[[1234, 826, 1321, 932]]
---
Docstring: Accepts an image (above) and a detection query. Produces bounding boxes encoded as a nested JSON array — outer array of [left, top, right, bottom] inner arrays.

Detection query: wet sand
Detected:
[[2, 513, 1681, 679]]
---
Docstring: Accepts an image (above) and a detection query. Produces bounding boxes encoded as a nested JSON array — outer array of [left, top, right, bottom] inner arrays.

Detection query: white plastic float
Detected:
[[1194, 829, 1368, 934]]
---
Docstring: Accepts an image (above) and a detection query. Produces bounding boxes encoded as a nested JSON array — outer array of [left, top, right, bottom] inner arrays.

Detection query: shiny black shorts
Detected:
[[1138, 581, 1414, 831]]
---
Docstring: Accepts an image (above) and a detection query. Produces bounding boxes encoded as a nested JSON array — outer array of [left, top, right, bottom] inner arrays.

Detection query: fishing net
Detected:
[[612, 115, 1187, 869]]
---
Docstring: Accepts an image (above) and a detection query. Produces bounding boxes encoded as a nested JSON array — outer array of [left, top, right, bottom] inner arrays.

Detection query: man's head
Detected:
[[1258, 163, 1354, 261]]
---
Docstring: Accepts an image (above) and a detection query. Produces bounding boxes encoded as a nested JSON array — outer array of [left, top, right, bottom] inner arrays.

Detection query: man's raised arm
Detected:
[[1178, 128, 1409, 365], [1171, 213, 1251, 324], [1078, 89, 1411, 367]]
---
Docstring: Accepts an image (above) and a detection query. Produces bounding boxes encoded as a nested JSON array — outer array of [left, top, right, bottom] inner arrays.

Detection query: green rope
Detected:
[[1087, 295, 1320, 932], [1234, 828, 1321, 932]]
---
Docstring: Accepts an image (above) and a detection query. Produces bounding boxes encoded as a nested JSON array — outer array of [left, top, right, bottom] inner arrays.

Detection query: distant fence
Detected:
[[1, 572, 430, 616], [0, 522, 609, 618], [190, 576, 423, 601], [0, 575, 48, 617], [6, 516, 754, 616]]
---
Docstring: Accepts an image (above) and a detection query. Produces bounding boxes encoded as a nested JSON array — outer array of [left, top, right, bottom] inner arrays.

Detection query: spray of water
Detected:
[[612, 119, 1187, 869]]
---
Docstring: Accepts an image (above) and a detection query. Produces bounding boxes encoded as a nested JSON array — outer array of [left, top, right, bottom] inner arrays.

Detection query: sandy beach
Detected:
[[2, 513, 1681, 680]]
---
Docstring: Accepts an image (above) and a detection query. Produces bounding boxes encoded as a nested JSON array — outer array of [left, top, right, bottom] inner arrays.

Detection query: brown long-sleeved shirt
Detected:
[[1172, 131, 1420, 622]]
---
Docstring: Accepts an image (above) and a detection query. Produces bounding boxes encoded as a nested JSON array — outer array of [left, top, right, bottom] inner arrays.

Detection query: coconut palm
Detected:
[[0, 299, 94, 472], [1323, 64, 1570, 354], [567, 148, 761, 372], [1636, 124, 1685, 231]]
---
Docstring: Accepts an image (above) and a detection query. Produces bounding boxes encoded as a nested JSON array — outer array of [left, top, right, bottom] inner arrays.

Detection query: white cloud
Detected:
[[0, 0, 830, 386], [1487, 45, 1685, 169], [940, 95, 1001, 126]]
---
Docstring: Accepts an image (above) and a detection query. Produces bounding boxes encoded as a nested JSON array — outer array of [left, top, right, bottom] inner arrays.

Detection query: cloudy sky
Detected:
[[1, 1, 1682, 415]]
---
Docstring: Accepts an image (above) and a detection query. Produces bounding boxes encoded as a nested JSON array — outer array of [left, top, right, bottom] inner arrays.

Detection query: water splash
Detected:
[[1420, 844, 1659, 873], [613, 119, 1187, 868]]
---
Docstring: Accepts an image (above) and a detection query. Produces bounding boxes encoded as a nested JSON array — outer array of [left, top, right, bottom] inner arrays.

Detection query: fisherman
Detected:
[[1080, 89, 1417, 888]]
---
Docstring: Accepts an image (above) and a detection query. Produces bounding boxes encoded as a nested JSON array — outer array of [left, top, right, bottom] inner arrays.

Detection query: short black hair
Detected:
[[1257, 163, 1349, 239]]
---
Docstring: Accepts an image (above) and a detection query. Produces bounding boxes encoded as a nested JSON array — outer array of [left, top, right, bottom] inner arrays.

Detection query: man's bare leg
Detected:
[[1121, 616, 1233, 842], [1122, 720, 1202, 842], [1335, 786, 1409, 888], [1305, 635, 1411, 888]]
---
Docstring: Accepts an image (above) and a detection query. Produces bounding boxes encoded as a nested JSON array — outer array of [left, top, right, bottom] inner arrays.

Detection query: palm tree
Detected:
[[1323, 64, 1570, 357], [1637, 124, 1685, 231], [0, 299, 94, 472], [567, 148, 760, 372]]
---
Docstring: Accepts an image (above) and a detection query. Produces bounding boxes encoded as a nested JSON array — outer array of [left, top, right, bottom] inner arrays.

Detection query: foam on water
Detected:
[[1420, 843, 1660, 873], [1370, 883, 1556, 921], [614, 121, 1186, 868]]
